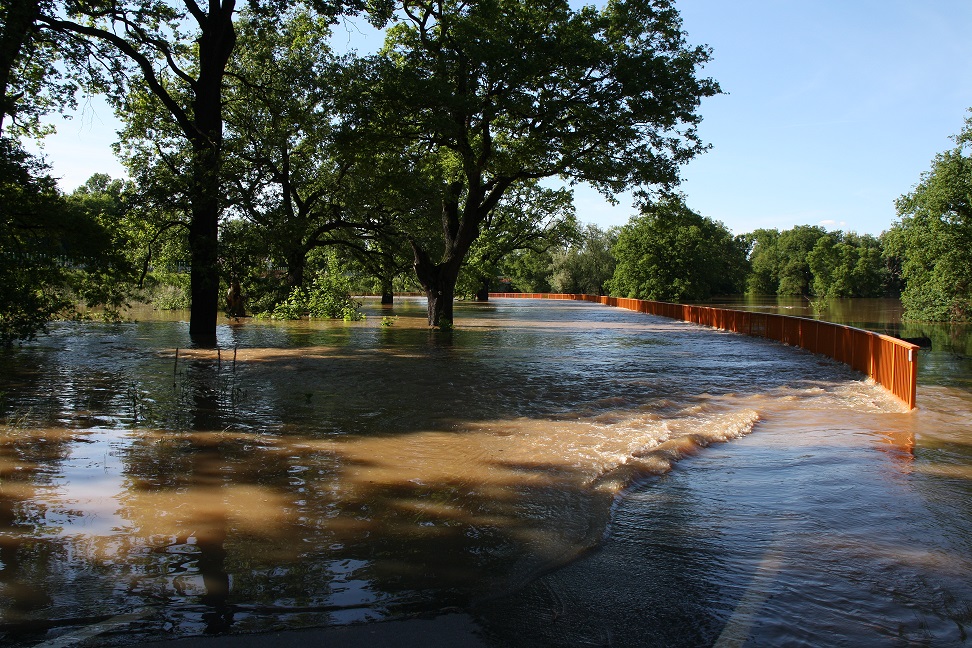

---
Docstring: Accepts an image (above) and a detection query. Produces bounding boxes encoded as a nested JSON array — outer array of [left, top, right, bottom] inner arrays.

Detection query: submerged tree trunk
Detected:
[[416, 262, 459, 327], [285, 248, 306, 292], [188, 141, 220, 343], [475, 276, 490, 301], [424, 284, 455, 327], [185, 6, 236, 343], [380, 276, 394, 304], [412, 242, 460, 328], [411, 181, 488, 327]]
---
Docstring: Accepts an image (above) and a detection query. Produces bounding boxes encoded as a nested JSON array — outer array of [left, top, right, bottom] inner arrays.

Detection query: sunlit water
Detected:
[[0, 298, 970, 646]]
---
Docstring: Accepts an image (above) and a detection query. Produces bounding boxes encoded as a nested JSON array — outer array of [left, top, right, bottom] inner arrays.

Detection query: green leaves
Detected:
[[806, 232, 885, 299], [262, 272, 363, 320], [0, 141, 141, 344], [894, 110, 972, 321], [606, 195, 746, 302], [355, 0, 721, 323]]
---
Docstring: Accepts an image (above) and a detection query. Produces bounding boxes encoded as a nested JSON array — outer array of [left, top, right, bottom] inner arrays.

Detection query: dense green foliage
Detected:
[[0, 0, 76, 139], [499, 248, 555, 294], [497, 222, 616, 295], [0, 143, 138, 345], [806, 232, 886, 298], [260, 272, 363, 321], [745, 225, 826, 296], [498, 216, 904, 306], [745, 225, 889, 298], [606, 196, 748, 302], [892, 113, 972, 321], [0, 141, 72, 344], [549, 224, 619, 296]]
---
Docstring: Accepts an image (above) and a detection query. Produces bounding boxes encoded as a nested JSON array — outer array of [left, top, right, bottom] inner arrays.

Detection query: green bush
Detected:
[[263, 273, 363, 321], [146, 273, 190, 310]]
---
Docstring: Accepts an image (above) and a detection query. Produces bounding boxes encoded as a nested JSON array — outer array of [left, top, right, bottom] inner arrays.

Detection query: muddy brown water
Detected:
[[0, 298, 970, 646]]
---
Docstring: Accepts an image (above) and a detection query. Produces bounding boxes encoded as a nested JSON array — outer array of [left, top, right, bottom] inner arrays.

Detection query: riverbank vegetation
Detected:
[[1, 3, 970, 346], [888, 113, 972, 323]]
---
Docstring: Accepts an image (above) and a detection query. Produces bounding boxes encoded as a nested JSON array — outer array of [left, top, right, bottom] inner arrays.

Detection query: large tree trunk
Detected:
[[412, 243, 460, 328], [0, 0, 40, 135], [420, 265, 458, 328], [475, 276, 490, 301], [380, 276, 394, 304], [285, 248, 306, 291], [188, 140, 220, 342], [412, 181, 489, 327], [186, 5, 236, 343]]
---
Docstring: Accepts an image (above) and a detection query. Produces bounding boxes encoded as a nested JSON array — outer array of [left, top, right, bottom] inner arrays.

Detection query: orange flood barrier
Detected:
[[490, 293, 919, 409]]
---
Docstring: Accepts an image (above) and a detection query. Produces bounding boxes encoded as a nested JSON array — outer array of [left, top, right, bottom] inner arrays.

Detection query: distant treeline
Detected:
[[498, 200, 900, 305]]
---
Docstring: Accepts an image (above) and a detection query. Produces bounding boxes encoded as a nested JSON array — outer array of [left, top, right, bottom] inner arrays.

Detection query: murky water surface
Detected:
[[0, 298, 970, 646]]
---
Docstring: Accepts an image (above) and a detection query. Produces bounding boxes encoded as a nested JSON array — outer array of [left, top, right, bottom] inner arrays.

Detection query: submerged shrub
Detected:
[[263, 273, 363, 321], [150, 282, 190, 311]]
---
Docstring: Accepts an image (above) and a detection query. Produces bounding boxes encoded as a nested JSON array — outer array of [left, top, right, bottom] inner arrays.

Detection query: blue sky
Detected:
[[28, 1, 972, 237], [671, 0, 972, 236]]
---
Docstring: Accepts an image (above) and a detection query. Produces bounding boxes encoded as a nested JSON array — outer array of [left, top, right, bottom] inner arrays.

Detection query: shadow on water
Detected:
[[0, 304, 670, 643]]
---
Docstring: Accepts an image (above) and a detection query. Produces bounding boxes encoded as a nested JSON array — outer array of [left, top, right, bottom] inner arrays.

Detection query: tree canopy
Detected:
[[607, 195, 747, 302], [893, 111, 972, 321], [0, 144, 138, 345], [350, 0, 720, 325]]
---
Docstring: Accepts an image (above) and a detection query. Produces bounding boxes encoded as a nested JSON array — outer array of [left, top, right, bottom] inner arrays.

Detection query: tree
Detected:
[[458, 182, 578, 300], [37, 1, 392, 342], [0, 0, 76, 138], [0, 145, 138, 344], [549, 223, 618, 296], [0, 140, 71, 344], [500, 248, 555, 293], [606, 195, 747, 302], [224, 9, 374, 294], [1, 0, 40, 135], [63, 173, 142, 315], [114, 85, 196, 295], [331, 232, 416, 303], [879, 227, 904, 297], [894, 111, 972, 321], [806, 231, 885, 299], [775, 225, 827, 296], [36, 1, 240, 342], [743, 228, 780, 295], [358, 0, 719, 327], [1, 2, 118, 342]]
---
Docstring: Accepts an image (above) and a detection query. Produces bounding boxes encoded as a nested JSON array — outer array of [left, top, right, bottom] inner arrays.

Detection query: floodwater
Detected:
[[0, 298, 970, 646]]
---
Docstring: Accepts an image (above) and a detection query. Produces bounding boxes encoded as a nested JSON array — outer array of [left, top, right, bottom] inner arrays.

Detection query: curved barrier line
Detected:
[[490, 293, 919, 410]]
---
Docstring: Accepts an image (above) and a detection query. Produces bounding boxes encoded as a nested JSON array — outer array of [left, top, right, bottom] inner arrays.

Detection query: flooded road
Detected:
[[0, 298, 970, 646]]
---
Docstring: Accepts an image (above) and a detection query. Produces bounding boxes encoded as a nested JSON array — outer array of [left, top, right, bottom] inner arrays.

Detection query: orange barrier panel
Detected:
[[489, 292, 919, 409]]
